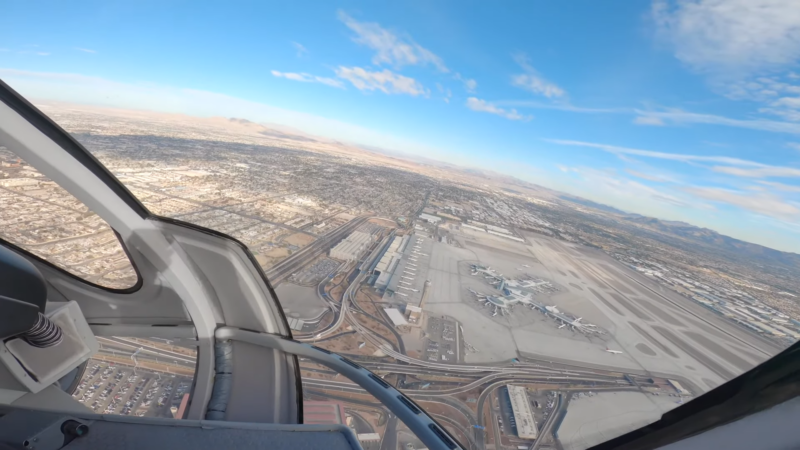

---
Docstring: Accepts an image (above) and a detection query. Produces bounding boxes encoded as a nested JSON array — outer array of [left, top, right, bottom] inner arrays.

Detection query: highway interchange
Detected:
[[93, 217, 691, 450], [284, 220, 664, 450]]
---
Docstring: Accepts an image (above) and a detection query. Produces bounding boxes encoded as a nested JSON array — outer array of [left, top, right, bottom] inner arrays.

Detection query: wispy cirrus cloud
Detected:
[[758, 180, 800, 192], [511, 53, 565, 98], [466, 97, 529, 121], [564, 166, 696, 208], [633, 115, 665, 126], [633, 109, 800, 134], [335, 67, 427, 96], [653, 0, 800, 74], [683, 186, 800, 220], [74, 48, 96, 54], [454, 73, 477, 93], [291, 42, 308, 58], [271, 70, 344, 89], [494, 100, 624, 114], [625, 169, 676, 183], [338, 10, 448, 72], [549, 138, 800, 179], [546, 139, 763, 166], [711, 165, 800, 178]]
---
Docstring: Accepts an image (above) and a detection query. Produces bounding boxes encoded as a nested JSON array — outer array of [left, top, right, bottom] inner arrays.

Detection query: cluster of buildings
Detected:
[[330, 231, 375, 261], [0, 149, 138, 289], [619, 256, 800, 344], [468, 265, 603, 334]]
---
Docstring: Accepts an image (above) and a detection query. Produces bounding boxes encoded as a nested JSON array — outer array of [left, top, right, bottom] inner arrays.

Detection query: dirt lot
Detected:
[[284, 232, 315, 246], [315, 331, 380, 356], [264, 247, 290, 258]]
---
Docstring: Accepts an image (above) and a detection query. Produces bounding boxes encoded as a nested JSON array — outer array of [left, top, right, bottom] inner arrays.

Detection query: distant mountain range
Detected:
[[621, 215, 800, 265], [558, 194, 629, 215]]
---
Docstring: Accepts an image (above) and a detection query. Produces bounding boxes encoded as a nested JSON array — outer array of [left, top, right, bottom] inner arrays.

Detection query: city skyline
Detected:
[[3, 1, 800, 253]]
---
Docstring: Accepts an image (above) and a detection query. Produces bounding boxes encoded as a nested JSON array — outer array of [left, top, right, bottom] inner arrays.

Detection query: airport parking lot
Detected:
[[289, 257, 341, 285], [423, 315, 462, 363], [72, 360, 193, 418]]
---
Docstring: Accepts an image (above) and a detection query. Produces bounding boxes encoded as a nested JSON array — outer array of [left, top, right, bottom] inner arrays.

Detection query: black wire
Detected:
[[20, 313, 63, 348]]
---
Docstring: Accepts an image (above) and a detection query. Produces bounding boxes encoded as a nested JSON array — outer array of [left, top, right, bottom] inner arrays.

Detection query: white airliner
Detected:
[[605, 347, 623, 354], [558, 324, 567, 329], [522, 264, 530, 268]]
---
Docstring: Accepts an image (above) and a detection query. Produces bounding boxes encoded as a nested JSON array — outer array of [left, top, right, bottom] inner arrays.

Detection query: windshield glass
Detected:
[[3, 1, 797, 448]]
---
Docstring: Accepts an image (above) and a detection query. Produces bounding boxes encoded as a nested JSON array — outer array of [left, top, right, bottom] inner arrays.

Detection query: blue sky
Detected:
[[3, 0, 800, 252]]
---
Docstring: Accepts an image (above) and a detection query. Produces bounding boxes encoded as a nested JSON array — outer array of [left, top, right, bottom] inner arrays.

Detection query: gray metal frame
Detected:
[[215, 327, 463, 450]]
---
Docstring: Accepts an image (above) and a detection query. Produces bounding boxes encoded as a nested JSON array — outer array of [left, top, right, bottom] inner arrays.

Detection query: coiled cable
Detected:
[[19, 313, 63, 348]]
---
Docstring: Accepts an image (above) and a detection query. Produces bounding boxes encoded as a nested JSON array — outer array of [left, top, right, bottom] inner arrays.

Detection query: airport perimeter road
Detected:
[[266, 215, 370, 283], [97, 337, 196, 365], [531, 393, 565, 450]]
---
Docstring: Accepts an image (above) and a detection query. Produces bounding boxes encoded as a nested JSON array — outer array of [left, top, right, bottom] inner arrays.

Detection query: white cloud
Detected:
[[711, 165, 800, 178], [634, 109, 800, 134], [463, 78, 477, 92], [684, 186, 800, 220], [338, 10, 448, 72], [569, 167, 694, 208], [74, 48, 96, 54], [436, 83, 453, 103], [625, 169, 675, 182], [633, 115, 665, 126], [787, 142, 800, 151], [454, 73, 477, 93], [335, 67, 427, 96], [511, 53, 565, 98], [466, 97, 529, 121], [549, 138, 800, 179], [495, 100, 625, 114], [653, 0, 800, 73], [546, 139, 763, 166], [291, 42, 308, 57], [758, 180, 800, 192], [271, 70, 344, 89]]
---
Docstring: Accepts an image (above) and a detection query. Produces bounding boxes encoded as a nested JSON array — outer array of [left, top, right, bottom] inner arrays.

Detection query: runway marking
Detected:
[[463, 240, 533, 259], [608, 278, 636, 296], [569, 282, 584, 291], [628, 322, 678, 358], [574, 262, 609, 289], [652, 326, 735, 380], [608, 292, 653, 322], [683, 331, 754, 371], [726, 343, 768, 365], [587, 287, 624, 316], [633, 297, 684, 327], [680, 315, 734, 340]]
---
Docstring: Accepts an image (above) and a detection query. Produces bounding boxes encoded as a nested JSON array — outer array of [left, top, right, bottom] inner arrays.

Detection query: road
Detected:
[[266, 215, 370, 284], [531, 393, 564, 450]]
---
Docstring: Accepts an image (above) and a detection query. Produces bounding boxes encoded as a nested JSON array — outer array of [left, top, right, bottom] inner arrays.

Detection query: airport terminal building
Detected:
[[507, 384, 538, 440]]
